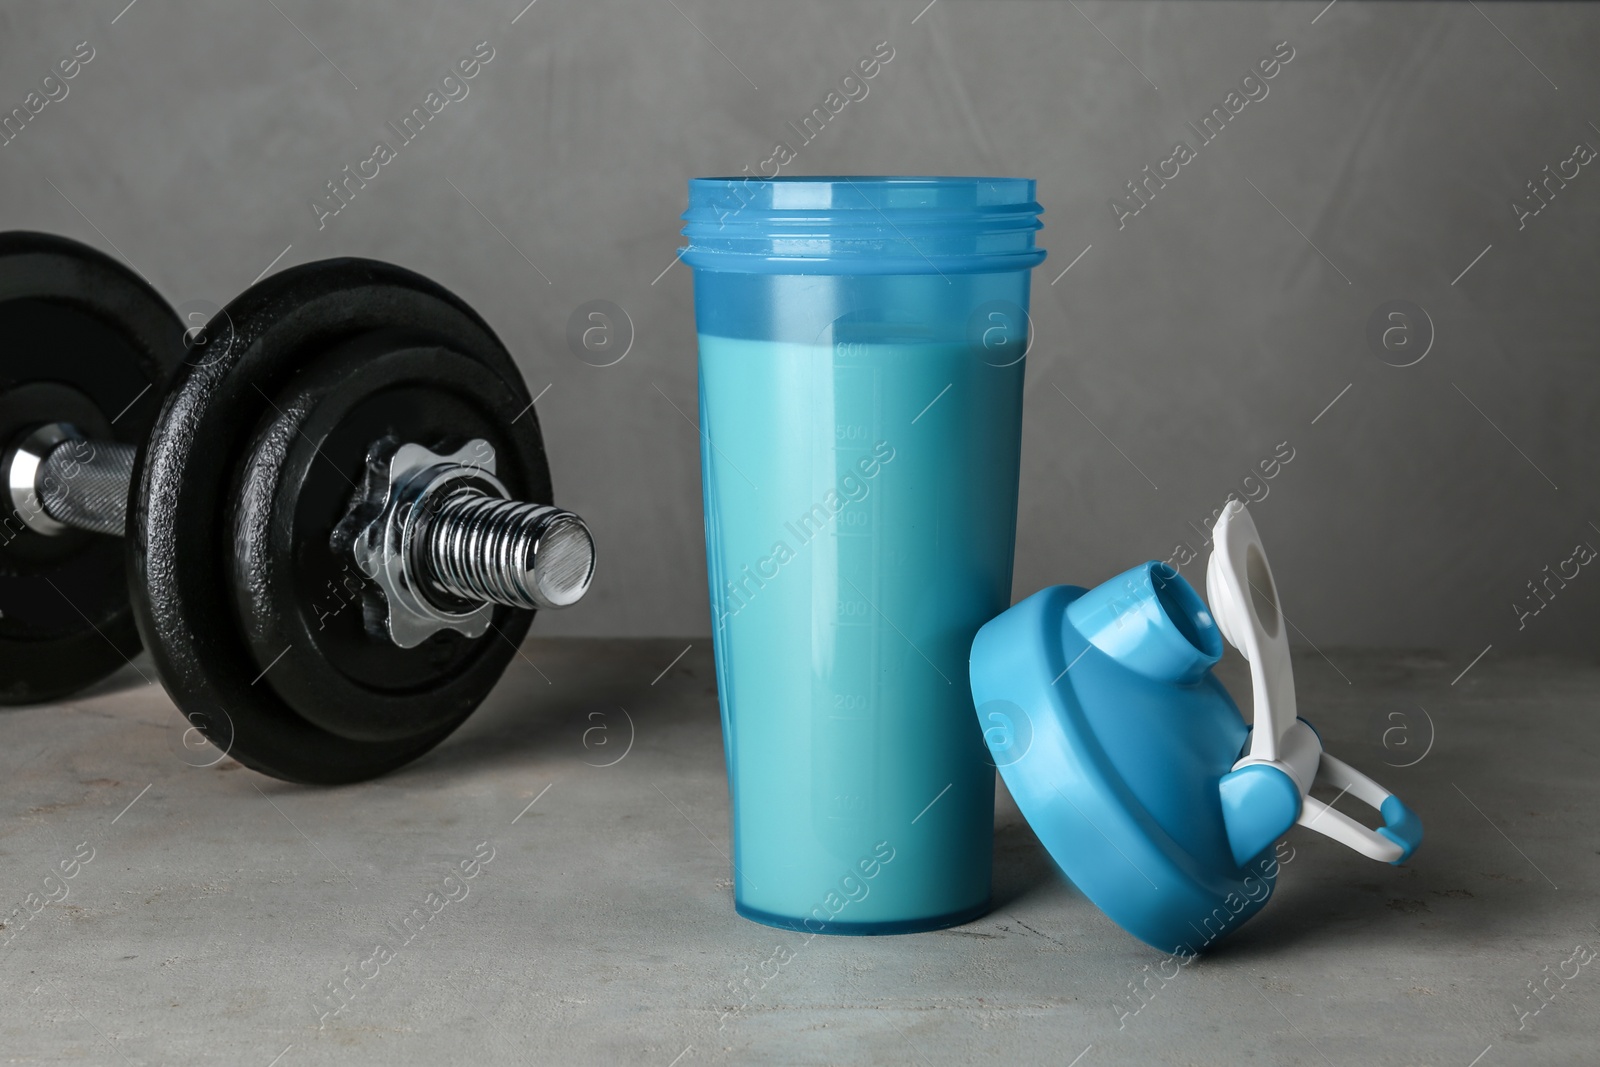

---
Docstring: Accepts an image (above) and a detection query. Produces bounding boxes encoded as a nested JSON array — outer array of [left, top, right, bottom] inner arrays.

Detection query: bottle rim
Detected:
[[681, 175, 1046, 275]]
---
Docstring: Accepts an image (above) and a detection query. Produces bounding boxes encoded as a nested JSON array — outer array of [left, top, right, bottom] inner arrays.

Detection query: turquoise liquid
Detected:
[[698, 334, 1025, 931]]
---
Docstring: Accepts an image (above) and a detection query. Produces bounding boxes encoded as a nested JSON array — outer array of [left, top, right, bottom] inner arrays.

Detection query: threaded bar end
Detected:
[[420, 492, 595, 611]]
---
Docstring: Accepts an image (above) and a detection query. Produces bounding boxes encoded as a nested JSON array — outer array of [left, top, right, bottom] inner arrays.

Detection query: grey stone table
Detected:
[[2, 639, 1596, 1066]]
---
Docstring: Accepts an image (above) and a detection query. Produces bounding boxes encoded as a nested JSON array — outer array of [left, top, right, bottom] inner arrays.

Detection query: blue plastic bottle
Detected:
[[681, 177, 1045, 932]]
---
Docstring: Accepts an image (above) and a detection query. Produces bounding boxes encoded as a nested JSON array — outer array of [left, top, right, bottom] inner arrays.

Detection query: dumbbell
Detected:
[[0, 231, 595, 783]]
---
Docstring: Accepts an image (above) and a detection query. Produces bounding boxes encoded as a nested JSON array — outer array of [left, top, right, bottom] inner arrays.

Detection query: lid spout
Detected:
[[1064, 561, 1223, 684]]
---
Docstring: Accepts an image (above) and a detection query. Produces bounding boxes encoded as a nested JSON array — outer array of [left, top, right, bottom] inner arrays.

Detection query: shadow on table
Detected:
[[990, 808, 1069, 913], [1210, 826, 1561, 960], [396, 638, 717, 781], [0, 657, 156, 713]]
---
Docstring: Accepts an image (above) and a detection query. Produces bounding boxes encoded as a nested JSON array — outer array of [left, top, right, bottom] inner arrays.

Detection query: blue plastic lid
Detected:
[[681, 176, 1046, 275], [975, 505, 1424, 951], [970, 561, 1282, 953]]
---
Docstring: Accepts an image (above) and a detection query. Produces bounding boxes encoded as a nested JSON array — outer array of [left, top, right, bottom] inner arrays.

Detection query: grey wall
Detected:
[[3, 1, 1597, 653]]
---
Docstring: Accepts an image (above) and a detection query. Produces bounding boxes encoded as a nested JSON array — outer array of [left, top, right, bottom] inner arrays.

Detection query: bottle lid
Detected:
[[970, 501, 1420, 952]]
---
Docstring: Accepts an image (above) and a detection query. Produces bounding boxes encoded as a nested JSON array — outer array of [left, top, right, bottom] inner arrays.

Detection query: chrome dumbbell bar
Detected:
[[5, 424, 595, 649]]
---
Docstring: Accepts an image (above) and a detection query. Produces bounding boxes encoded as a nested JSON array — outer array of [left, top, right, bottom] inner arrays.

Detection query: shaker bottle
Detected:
[[681, 176, 1045, 933]]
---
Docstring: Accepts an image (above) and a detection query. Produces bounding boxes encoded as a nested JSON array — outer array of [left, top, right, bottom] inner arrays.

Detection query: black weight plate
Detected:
[[132, 258, 548, 783], [229, 331, 551, 743], [0, 232, 179, 705]]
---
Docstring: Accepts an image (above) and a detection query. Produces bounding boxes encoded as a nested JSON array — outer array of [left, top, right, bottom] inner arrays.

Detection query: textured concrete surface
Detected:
[[3, 1, 1600, 649], [2, 638, 1597, 1065]]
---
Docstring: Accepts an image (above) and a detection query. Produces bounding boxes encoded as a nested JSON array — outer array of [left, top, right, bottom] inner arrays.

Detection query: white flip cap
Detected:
[[1207, 501, 1421, 865]]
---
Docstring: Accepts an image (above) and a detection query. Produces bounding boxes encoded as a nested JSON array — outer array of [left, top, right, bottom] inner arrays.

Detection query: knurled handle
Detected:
[[38, 437, 136, 537]]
